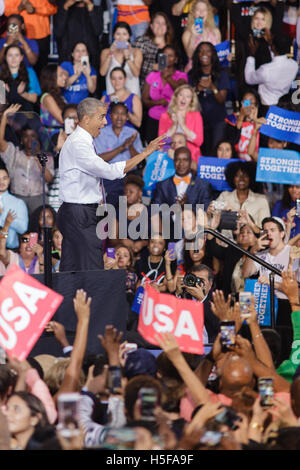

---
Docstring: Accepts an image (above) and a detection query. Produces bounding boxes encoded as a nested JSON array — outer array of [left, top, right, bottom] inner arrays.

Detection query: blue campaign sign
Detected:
[[260, 106, 300, 145], [143, 151, 175, 198], [131, 286, 145, 314], [256, 148, 300, 185], [244, 279, 278, 326], [215, 40, 230, 67], [197, 157, 239, 191]]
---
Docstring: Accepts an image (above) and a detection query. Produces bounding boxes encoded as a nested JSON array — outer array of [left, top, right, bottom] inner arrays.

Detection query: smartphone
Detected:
[[258, 377, 274, 408], [8, 24, 18, 34], [29, 232, 38, 248], [214, 407, 242, 430], [52, 250, 60, 260], [243, 99, 251, 108], [115, 41, 128, 49], [194, 17, 204, 34], [239, 292, 252, 319], [64, 117, 75, 135], [107, 368, 122, 394], [123, 342, 138, 360], [81, 55, 89, 67], [199, 430, 222, 447], [157, 53, 167, 71], [220, 321, 236, 352], [167, 242, 176, 260], [57, 393, 81, 438], [138, 387, 159, 421], [296, 199, 300, 217], [252, 28, 264, 38], [0, 80, 5, 105], [103, 427, 137, 449], [106, 247, 115, 259]]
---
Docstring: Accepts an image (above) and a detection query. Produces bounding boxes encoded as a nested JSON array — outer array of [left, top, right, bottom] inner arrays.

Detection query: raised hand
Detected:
[[45, 321, 69, 348], [154, 332, 181, 363], [281, 269, 299, 305], [144, 134, 167, 155], [4, 210, 17, 228], [98, 325, 123, 366], [73, 289, 92, 321], [3, 103, 22, 119], [210, 290, 232, 321]]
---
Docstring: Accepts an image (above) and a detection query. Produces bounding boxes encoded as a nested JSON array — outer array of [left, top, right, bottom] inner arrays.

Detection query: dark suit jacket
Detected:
[[151, 173, 213, 211], [151, 174, 213, 241]]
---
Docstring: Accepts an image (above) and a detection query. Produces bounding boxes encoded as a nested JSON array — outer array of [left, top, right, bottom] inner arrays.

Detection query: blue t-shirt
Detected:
[[60, 61, 97, 104], [0, 37, 39, 68], [272, 200, 300, 240], [11, 66, 41, 95]]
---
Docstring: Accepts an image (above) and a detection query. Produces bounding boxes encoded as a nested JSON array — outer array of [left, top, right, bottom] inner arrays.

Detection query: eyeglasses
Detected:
[[21, 237, 30, 243]]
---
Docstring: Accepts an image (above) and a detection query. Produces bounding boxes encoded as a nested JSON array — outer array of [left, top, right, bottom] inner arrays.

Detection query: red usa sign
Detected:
[[0, 264, 63, 360], [138, 284, 204, 354]]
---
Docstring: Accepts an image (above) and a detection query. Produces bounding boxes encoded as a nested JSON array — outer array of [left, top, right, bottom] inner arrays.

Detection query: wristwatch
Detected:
[[0, 231, 8, 238], [213, 88, 218, 95]]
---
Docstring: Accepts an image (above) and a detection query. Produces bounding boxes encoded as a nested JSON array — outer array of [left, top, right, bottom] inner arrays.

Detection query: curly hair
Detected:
[[188, 41, 221, 88], [186, 0, 217, 32], [124, 174, 145, 191], [0, 45, 29, 87], [224, 160, 263, 193], [167, 84, 199, 117], [39, 64, 66, 111]]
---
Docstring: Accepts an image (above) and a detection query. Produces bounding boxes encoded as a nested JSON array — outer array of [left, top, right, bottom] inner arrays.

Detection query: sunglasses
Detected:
[[21, 237, 30, 243]]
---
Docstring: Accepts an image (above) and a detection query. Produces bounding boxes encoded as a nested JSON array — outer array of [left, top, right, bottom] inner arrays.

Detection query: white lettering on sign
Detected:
[[174, 310, 200, 341], [0, 282, 48, 350]]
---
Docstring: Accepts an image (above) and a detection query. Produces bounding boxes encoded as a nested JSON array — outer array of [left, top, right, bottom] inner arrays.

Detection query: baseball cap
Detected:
[[124, 348, 157, 379]]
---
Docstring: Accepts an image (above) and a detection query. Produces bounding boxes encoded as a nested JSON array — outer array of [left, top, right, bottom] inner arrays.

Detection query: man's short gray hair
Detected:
[[77, 98, 107, 121]]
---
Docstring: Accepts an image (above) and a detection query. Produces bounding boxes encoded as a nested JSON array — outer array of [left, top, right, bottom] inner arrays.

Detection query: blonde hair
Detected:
[[44, 358, 86, 396], [168, 84, 199, 117], [187, 0, 216, 32], [251, 7, 273, 30]]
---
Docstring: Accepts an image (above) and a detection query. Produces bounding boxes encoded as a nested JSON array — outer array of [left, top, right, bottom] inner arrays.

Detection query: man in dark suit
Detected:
[[151, 146, 213, 240]]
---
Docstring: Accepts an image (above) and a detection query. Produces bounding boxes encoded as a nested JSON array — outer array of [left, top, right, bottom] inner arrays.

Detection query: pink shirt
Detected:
[[158, 111, 204, 162], [146, 70, 188, 120]]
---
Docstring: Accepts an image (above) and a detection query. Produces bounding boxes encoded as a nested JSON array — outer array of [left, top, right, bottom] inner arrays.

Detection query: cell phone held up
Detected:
[[258, 377, 274, 408], [157, 53, 167, 71], [220, 321, 236, 352], [194, 17, 204, 34], [138, 387, 159, 421], [296, 199, 300, 217], [107, 367, 122, 394], [239, 292, 252, 319]]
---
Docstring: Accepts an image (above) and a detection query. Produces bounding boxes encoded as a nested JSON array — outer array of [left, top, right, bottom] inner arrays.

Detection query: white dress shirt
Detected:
[[245, 55, 298, 105], [59, 125, 126, 204]]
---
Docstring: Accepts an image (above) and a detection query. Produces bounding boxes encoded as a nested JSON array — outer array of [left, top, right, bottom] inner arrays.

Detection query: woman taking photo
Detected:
[[100, 67, 142, 129], [133, 12, 175, 90], [272, 185, 300, 240], [182, 0, 221, 73], [60, 41, 97, 104], [0, 45, 41, 111], [158, 84, 203, 165], [39, 63, 67, 148], [100, 22, 142, 97], [142, 45, 188, 143], [189, 41, 230, 155]]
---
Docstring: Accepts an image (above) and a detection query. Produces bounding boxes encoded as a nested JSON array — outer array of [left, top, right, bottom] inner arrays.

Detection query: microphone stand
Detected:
[[37, 152, 52, 288]]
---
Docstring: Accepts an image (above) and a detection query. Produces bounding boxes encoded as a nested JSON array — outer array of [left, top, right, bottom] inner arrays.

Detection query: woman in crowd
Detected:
[[0, 45, 41, 111], [0, 104, 54, 215], [100, 22, 142, 97], [100, 67, 142, 129], [249, 7, 273, 69], [189, 41, 230, 155], [224, 89, 261, 161], [0, 14, 39, 67], [272, 185, 300, 240], [5, 392, 54, 450], [182, 0, 221, 73], [215, 140, 238, 159], [51, 226, 63, 273], [158, 84, 203, 165], [60, 42, 97, 104], [142, 45, 188, 143], [133, 12, 175, 90], [0, 211, 44, 274], [208, 160, 270, 235], [29, 204, 57, 242], [104, 243, 138, 305], [109, 174, 149, 259], [39, 64, 67, 149]]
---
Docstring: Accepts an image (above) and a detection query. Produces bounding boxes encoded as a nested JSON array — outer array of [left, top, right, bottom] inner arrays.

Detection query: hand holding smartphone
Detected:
[[239, 292, 252, 319], [194, 17, 204, 34], [57, 393, 81, 438], [167, 242, 176, 260], [220, 321, 236, 352], [258, 377, 274, 408], [138, 387, 159, 421], [29, 232, 38, 248]]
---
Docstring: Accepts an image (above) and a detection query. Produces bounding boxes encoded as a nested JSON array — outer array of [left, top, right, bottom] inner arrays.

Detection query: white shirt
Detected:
[[245, 55, 298, 106], [59, 125, 126, 204]]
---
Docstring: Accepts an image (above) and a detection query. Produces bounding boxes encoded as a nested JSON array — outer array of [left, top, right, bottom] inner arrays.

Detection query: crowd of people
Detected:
[[0, 0, 299, 452]]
